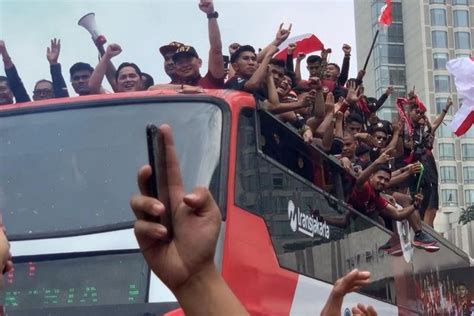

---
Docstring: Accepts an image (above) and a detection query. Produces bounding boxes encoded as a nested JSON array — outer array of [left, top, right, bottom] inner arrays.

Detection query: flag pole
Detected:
[[363, 29, 380, 71]]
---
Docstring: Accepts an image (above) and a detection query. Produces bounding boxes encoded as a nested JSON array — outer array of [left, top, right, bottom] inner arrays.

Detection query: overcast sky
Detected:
[[0, 0, 357, 94]]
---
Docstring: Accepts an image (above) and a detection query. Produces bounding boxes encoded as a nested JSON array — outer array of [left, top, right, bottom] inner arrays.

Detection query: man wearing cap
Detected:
[[171, 0, 225, 89], [159, 41, 184, 83]]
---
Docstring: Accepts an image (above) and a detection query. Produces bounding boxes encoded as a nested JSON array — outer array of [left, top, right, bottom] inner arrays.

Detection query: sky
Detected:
[[0, 0, 357, 94]]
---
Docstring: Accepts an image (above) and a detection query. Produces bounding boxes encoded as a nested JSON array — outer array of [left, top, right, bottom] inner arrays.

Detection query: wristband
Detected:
[[207, 11, 219, 19]]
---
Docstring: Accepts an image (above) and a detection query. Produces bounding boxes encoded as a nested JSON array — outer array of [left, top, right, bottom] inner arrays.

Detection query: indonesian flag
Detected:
[[378, 0, 392, 26], [447, 57, 474, 136], [273, 33, 325, 60]]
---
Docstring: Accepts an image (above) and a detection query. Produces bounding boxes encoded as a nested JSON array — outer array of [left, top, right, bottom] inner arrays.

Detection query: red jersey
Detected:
[[171, 71, 224, 89], [347, 181, 388, 214]]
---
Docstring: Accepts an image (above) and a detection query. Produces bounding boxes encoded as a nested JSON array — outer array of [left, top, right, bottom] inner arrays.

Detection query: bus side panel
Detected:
[[222, 205, 299, 316]]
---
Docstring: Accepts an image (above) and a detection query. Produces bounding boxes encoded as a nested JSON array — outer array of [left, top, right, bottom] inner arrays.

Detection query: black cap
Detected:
[[172, 45, 199, 62], [355, 143, 371, 157], [230, 45, 256, 63]]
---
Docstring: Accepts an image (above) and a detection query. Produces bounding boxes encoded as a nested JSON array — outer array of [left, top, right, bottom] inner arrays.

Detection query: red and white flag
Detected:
[[274, 33, 324, 60], [447, 57, 474, 136], [378, 0, 392, 26]]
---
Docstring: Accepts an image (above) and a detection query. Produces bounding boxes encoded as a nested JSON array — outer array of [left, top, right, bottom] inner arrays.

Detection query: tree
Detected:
[[458, 205, 474, 225]]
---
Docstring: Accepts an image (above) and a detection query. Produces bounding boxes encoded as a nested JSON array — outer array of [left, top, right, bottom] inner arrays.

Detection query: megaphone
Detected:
[[78, 12, 107, 46]]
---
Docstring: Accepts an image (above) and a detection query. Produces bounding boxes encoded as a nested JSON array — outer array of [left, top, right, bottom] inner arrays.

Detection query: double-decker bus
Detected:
[[0, 90, 473, 315]]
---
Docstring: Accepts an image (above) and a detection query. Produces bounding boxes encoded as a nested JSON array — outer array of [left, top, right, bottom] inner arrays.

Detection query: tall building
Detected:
[[354, 0, 474, 233]]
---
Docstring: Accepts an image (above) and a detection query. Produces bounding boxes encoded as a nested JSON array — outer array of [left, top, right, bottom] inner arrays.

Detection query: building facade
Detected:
[[354, 0, 474, 233]]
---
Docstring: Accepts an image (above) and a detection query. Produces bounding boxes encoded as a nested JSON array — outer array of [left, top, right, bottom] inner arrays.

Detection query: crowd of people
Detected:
[[0, 0, 458, 313], [416, 270, 473, 315]]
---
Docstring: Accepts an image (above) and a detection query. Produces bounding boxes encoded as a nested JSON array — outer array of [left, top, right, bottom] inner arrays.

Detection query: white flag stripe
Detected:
[[450, 103, 473, 132], [446, 58, 474, 135], [277, 33, 313, 50]]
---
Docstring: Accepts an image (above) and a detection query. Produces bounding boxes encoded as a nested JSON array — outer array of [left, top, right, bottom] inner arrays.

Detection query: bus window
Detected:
[[0, 101, 224, 239], [236, 108, 398, 304], [256, 110, 348, 198]]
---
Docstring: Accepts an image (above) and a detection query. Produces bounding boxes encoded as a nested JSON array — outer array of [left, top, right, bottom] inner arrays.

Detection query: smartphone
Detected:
[[146, 124, 173, 240], [146, 124, 160, 198], [223, 55, 230, 69]]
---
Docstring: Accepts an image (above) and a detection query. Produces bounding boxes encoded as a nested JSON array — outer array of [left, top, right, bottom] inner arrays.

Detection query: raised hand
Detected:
[[130, 125, 221, 293], [229, 43, 240, 55], [300, 90, 316, 108], [275, 23, 292, 46], [408, 85, 416, 99], [375, 148, 394, 164], [408, 162, 422, 174], [325, 91, 335, 113], [105, 43, 122, 59], [445, 96, 453, 109], [391, 116, 403, 133], [321, 269, 372, 316], [199, 0, 215, 15], [287, 43, 296, 55], [308, 77, 322, 91], [334, 97, 345, 113], [296, 52, 306, 62], [0, 40, 7, 56], [345, 81, 360, 104], [342, 43, 351, 55], [385, 86, 394, 96], [333, 269, 371, 297], [321, 48, 332, 61], [46, 38, 61, 65]]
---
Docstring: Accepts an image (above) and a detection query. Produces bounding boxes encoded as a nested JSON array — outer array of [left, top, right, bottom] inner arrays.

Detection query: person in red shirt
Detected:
[[348, 150, 438, 249], [151, 0, 225, 90]]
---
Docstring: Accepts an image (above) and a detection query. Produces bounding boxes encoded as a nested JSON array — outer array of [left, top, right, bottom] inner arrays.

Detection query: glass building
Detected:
[[354, 0, 474, 233]]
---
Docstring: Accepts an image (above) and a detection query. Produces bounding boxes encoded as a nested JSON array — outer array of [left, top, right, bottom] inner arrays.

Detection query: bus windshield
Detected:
[[0, 100, 223, 239]]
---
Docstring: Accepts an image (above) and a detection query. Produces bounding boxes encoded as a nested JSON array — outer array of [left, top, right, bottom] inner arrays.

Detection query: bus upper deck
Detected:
[[0, 90, 472, 315]]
